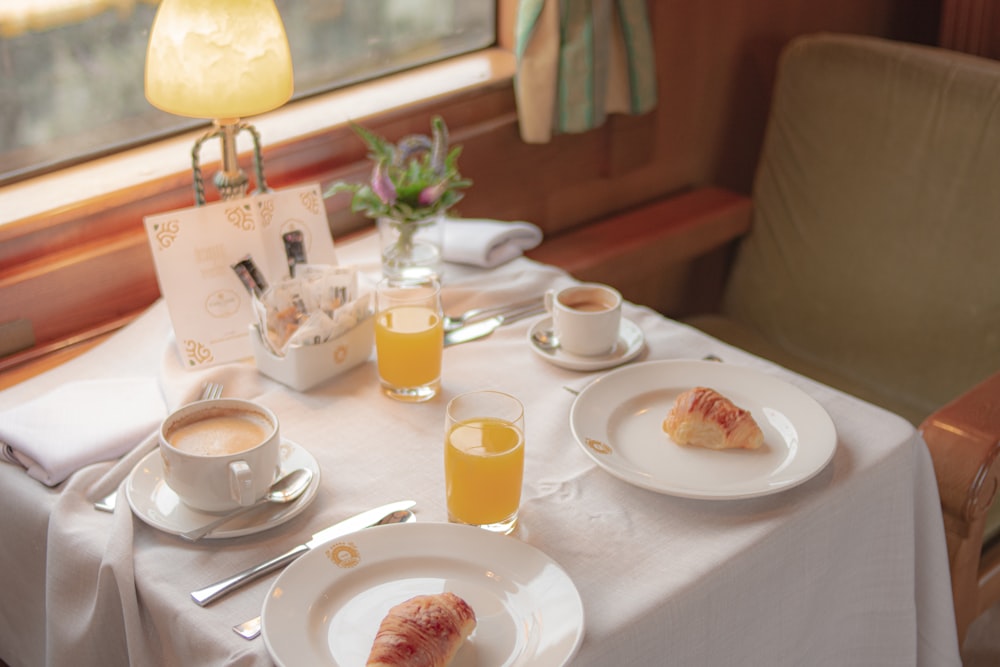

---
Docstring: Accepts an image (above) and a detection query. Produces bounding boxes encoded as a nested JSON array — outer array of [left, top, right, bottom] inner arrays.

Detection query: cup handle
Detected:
[[229, 461, 254, 506]]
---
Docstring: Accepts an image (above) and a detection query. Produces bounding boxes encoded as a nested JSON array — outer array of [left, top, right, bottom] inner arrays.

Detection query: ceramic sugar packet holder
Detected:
[[250, 314, 374, 391], [249, 264, 376, 391]]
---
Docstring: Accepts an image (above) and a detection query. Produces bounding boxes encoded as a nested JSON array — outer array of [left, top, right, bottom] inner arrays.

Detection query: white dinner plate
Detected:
[[528, 316, 645, 371], [261, 521, 585, 667], [125, 439, 321, 539], [570, 359, 837, 499]]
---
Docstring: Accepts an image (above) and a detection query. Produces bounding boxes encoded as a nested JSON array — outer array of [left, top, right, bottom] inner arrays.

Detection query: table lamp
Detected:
[[144, 0, 293, 204]]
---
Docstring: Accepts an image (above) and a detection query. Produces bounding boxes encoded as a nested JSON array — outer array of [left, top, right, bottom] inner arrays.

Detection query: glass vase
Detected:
[[376, 213, 444, 280]]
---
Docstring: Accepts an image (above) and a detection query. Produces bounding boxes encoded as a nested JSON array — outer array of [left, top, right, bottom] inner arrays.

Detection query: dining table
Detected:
[[0, 230, 962, 666]]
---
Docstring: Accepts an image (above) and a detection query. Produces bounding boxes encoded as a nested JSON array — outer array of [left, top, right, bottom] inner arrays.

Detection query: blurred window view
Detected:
[[0, 0, 496, 185]]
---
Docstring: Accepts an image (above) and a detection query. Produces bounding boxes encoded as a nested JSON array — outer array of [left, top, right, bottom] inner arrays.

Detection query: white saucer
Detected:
[[528, 316, 645, 371], [125, 439, 321, 540]]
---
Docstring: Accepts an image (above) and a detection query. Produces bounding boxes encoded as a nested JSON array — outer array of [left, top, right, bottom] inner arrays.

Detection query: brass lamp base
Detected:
[[191, 119, 269, 205]]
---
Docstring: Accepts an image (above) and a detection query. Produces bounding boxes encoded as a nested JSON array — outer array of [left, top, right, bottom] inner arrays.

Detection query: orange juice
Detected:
[[375, 305, 443, 387], [445, 417, 524, 527]]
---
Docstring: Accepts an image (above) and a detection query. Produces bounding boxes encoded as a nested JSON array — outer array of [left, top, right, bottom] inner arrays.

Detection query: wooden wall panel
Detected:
[[940, 0, 1000, 58]]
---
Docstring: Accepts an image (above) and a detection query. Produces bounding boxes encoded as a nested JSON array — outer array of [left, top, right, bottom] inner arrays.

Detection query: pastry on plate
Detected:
[[663, 386, 764, 451], [366, 592, 476, 667]]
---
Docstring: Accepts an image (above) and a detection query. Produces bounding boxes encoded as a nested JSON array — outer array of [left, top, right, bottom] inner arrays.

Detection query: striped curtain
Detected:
[[514, 0, 658, 143]]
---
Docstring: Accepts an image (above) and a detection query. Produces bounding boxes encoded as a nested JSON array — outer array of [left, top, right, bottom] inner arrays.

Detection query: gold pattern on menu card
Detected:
[[152, 219, 181, 250], [259, 199, 275, 227], [586, 437, 613, 455], [326, 542, 361, 568], [226, 203, 256, 231], [183, 339, 214, 366], [333, 345, 348, 364], [300, 190, 321, 215]]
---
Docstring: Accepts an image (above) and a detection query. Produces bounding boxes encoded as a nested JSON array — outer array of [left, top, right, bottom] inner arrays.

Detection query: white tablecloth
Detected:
[[0, 233, 961, 666]]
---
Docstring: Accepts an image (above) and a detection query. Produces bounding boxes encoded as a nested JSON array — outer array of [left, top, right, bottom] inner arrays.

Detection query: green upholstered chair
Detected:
[[684, 32, 1000, 645]]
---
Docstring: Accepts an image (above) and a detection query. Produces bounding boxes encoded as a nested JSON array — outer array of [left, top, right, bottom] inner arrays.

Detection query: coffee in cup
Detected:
[[544, 283, 623, 356], [556, 286, 618, 313], [167, 409, 273, 457], [159, 398, 281, 513]]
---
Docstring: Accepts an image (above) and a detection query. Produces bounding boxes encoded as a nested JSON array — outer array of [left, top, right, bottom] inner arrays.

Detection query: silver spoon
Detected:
[[181, 468, 314, 542], [231, 508, 418, 640], [532, 328, 560, 352]]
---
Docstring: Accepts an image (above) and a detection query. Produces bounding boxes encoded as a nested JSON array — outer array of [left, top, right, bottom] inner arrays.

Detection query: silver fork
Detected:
[[93, 381, 224, 513], [442, 296, 544, 332]]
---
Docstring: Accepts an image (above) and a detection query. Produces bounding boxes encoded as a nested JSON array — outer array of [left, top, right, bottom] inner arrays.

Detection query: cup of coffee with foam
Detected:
[[544, 283, 623, 356], [159, 398, 281, 513]]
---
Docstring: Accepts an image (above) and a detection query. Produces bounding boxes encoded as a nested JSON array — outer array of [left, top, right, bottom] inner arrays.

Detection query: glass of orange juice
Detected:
[[444, 390, 525, 534], [375, 277, 443, 402]]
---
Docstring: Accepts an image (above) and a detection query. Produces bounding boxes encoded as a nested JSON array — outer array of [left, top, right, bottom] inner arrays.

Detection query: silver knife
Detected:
[[189, 499, 416, 606], [232, 508, 417, 641], [443, 305, 545, 347]]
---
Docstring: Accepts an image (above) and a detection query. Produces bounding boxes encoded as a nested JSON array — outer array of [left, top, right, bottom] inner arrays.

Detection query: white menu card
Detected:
[[144, 183, 338, 368]]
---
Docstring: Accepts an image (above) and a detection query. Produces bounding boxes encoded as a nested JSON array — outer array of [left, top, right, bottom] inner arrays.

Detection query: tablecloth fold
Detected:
[[0, 377, 166, 486]]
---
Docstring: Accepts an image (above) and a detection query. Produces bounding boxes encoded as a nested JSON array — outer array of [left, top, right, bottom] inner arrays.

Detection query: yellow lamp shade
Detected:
[[145, 0, 293, 120]]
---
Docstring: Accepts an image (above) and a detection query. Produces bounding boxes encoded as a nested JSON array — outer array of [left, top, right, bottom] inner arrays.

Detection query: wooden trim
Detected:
[[0, 320, 126, 391], [981, 540, 1000, 616], [526, 186, 752, 274], [940, 0, 1000, 58], [496, 0, 519, 52], [526, 186, 753, 316], [920, 370, 1000, 644]]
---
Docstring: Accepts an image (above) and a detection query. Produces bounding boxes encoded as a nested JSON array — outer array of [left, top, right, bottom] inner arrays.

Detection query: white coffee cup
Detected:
[[159, 398, 281, 513], [544, 283, 623, 356]]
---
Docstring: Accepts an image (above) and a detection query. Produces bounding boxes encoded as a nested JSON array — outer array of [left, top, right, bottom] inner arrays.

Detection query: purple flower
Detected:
[[371, 161, 396, 205], [418, 181, 447, 206], [396, 135, 433, 165]]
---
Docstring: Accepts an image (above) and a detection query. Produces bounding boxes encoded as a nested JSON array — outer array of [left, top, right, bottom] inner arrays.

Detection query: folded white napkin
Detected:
[[0, 378, 166, 486], [443, 217, 543, 268]]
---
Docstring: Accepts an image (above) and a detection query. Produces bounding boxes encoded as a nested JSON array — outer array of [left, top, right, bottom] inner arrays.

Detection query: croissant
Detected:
[[663, 386, 764, 451], [366, 592, 476, 667]]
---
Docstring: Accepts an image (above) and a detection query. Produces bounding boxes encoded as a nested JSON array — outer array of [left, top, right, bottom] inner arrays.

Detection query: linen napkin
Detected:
[[0, 377, 166, 486], [443, 217, 543, 268]]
